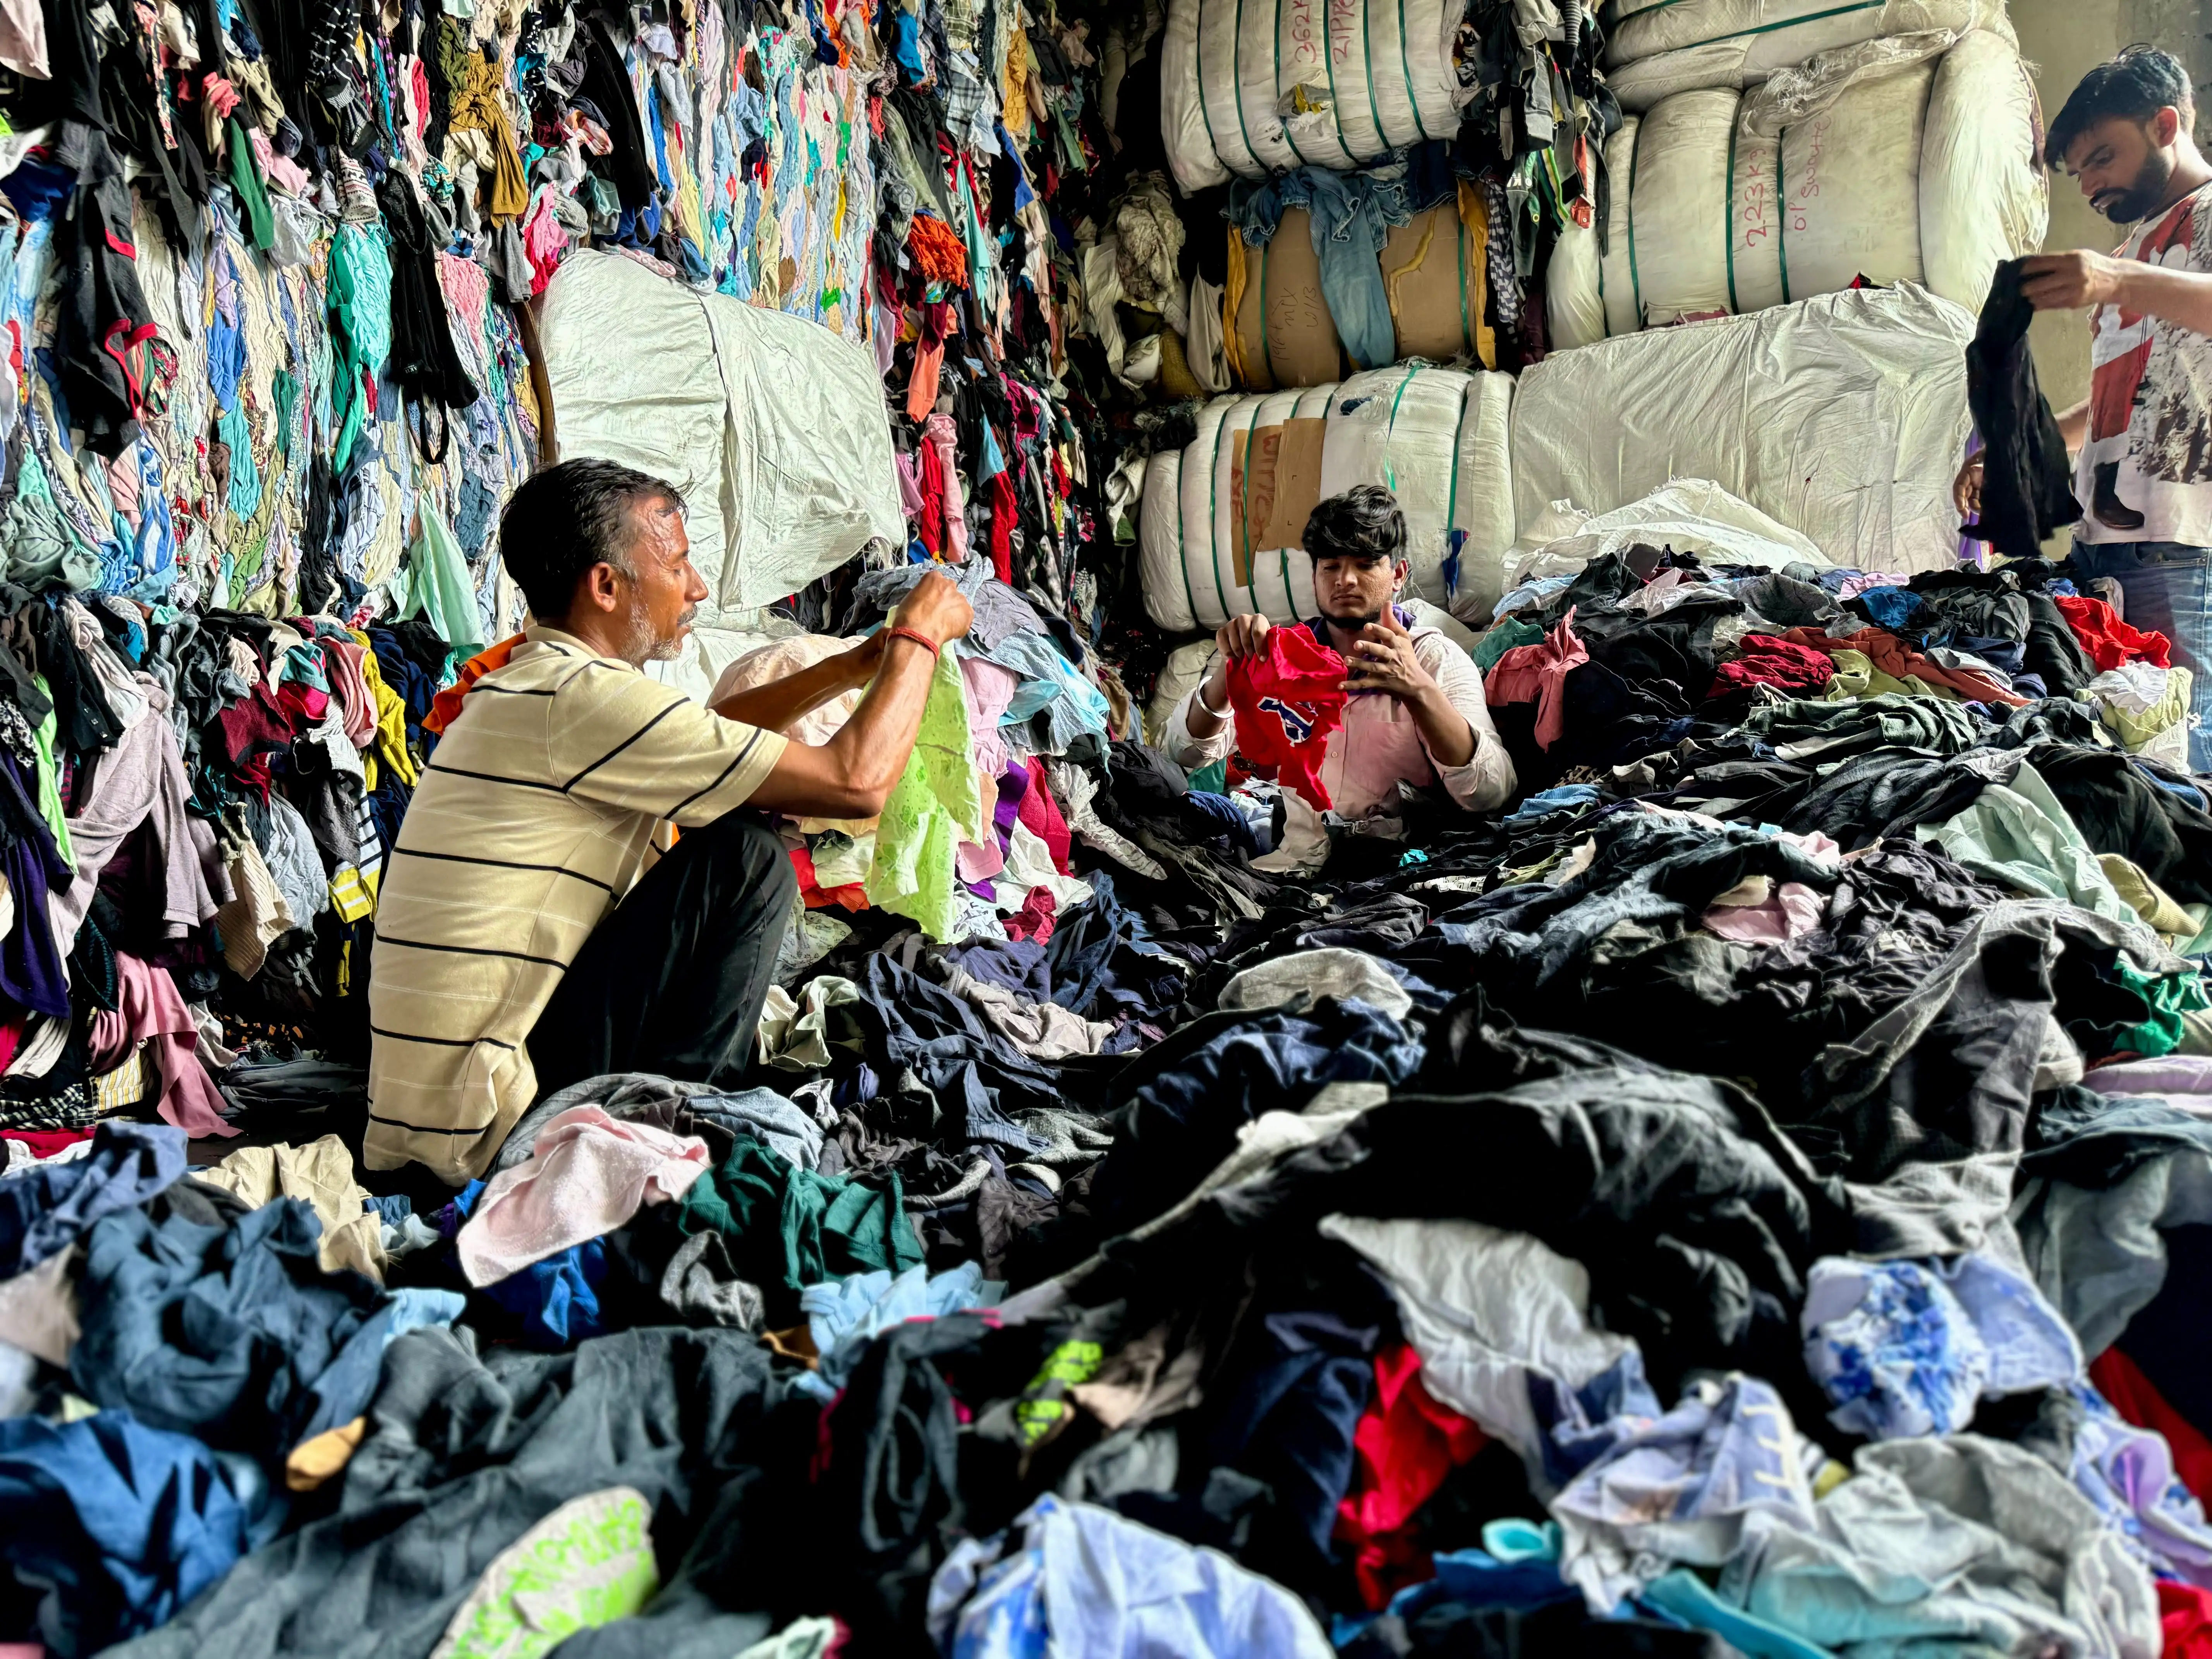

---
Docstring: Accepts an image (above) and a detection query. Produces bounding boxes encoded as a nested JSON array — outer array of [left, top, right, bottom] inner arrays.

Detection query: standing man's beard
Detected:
[[2096, 149, 2176, 222]]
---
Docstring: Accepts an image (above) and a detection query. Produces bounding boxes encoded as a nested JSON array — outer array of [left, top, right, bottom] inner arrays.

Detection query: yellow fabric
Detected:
[[1003, 30, 1034, 141], [1222, 230, 1249, 387], [1157, 328, 1203, 401], [2099, 853, 2201, 945], [357, 645, 419, 796], [90, 1048, 148, 1112], [1822, 650, 1923, 701], [286, 1417, 368, 1492], [448, 55, 531, 222], [329, 865, 376, 924], [1383, 213, 1438, 337], [1458, 180, 1498, 371], [199, 1136, 387, 1280]]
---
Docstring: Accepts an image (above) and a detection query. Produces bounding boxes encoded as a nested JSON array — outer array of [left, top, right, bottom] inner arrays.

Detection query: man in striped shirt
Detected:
[[366, 458, 972, 1185]]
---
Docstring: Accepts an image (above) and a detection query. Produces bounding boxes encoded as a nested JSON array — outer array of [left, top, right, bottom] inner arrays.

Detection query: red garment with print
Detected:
[[2054, 594, 2173, 672], [1335, 1343, 1488, 1610], [1226, 628, 1347, 812]]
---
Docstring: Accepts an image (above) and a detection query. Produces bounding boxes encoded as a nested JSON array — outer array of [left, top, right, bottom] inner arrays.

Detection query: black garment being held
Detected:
[[1965, 259, 2082, 558]]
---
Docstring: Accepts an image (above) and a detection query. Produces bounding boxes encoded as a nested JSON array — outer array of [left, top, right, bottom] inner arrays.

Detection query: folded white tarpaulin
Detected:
[[1160, 0, 1470, 192], [536, 249, 904, 625], [1515, 283, 1977, 574], [1602, 0, 2011, 108], [1139, 366, 1515, 631], [1547, 29, 2044, 344]]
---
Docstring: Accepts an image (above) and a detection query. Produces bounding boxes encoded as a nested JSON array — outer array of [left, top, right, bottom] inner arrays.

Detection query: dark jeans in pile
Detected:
[[526, 808, 797, 1100]]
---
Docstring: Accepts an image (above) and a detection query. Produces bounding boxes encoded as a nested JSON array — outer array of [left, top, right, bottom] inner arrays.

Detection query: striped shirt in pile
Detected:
[[365, 625, 787, 1182]]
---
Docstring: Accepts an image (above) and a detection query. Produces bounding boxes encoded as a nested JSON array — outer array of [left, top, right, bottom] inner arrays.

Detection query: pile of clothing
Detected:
[[5, 524, 2212, 1658]]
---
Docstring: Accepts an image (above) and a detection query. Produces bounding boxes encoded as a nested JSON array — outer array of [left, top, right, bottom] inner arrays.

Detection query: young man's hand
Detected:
[[2020, 249, 2128, 312], [1344, 607, 1436, 701], [1953, 453, 1984, 519], [1214, 613, 1274, 659]]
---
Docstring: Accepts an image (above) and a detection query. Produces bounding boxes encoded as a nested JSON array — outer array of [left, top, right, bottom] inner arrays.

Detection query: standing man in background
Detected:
[[1956, 46, 2212, 769]]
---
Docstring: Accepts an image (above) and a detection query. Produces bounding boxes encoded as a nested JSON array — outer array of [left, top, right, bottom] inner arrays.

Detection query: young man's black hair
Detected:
[[1304, 483, 1407, 564], [2047, 45, 2195, 174]]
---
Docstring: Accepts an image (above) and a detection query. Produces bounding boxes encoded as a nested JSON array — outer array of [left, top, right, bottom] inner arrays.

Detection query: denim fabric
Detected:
[[0, 1120, 185, 1278], [70, 1198, 393, 1458], [2071, 539, 2212, 769], [1228, 168, 1419, 372], [0, 1412, 261, 1657]]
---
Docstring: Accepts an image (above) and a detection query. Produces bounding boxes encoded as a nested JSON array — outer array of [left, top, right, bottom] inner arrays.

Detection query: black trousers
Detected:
[[526, 809, 797, 1101]]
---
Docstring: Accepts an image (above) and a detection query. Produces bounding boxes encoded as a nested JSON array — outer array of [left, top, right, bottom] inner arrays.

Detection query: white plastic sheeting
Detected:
[[1139, 367, 1516, 631], [538, 250, 904, 623], [1547, 30, 2044, 343], [1505, 482, 1830, 598], [1160, 0, 1469, 192], [1604, 0, 2009, 108], [1515, 284, 1977, 574]]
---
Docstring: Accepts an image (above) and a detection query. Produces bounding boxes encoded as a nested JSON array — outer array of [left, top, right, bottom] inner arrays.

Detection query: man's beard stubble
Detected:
[[2098, 148, 2176, 223], [621, 601, 697, 663]]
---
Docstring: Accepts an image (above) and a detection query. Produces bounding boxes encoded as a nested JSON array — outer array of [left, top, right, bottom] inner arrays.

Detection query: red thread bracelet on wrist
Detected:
[[883, 625, 941, 660]]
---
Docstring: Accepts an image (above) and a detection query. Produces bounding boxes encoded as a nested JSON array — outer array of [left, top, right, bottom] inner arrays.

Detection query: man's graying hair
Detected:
[[1305, 484, 1407, 565], [499, 457, 687, 620]]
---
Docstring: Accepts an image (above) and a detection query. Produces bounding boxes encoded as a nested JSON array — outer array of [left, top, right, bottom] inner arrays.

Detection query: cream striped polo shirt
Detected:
[[365, 625, 787, 1183]]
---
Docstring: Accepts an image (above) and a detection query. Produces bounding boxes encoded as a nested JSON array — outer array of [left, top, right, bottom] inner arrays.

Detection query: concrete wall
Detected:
[[2010, 0, 2212, 407]]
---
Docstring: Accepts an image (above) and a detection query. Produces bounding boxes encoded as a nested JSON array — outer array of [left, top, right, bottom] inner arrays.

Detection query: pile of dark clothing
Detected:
[[7, 539, 2212, 1659]]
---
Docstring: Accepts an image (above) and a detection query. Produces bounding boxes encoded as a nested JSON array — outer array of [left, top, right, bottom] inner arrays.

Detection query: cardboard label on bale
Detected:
[[1233, 208, 1341, 390], [1264, 417, 1326, 550], [1381, 203, 1474, 364], [1229, 425, 1275, 586]]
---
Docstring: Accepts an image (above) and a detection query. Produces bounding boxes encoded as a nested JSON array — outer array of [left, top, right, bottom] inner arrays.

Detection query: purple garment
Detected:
[[2073, 1382, 2212, 1585], [941, 936, 1054, 1002], [0, 750, 73, 1017]]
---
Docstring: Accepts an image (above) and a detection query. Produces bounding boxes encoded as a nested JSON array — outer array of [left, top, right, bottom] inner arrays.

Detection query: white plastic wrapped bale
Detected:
[[1546, 30, 2045, 345], [1515, 284, 1976, 573], [1139, 368, 1515, 632], [538, 249, 904, 624], [1160, 0, 1469, 191], [1602, 0, 2009, 108]]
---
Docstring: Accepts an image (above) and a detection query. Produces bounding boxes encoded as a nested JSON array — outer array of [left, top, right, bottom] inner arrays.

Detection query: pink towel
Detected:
[[1484, 608, 1589, 751], [91, 953, 234, 1139], [457, 1106, 710, 1286]]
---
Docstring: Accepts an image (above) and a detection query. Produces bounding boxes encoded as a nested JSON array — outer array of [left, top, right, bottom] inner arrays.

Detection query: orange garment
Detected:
[[423, 634, 526, 735], [1779, 626, 2030, 707], [907, 215, 970, 288]]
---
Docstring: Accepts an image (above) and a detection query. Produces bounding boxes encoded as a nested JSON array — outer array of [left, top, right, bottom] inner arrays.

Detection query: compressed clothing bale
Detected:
[[1547, 33, 2044, 340], [1140, 369, 1516, 629]]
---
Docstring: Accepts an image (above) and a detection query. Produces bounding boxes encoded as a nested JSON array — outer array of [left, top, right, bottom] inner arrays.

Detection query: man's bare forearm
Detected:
[[711, 643, 872, 731], [2117, 262, 2212, 338]]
